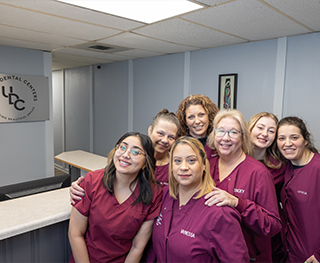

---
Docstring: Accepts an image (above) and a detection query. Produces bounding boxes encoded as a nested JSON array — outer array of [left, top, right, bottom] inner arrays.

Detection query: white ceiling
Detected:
[[0, 0, 319, 71]]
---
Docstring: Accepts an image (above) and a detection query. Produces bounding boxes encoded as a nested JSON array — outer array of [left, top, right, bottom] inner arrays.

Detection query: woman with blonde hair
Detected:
[[205, 109, 281, 263], [150, 136, 249, 262], [248, 112, 287, 262], [248, 112, 285, 170]]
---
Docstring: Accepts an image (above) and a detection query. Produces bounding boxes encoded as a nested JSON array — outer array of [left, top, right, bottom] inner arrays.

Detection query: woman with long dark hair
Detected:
[[68, 132, 162, 263]]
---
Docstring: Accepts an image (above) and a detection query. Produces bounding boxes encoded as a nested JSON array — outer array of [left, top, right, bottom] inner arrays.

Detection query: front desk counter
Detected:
[[0, 188, 71, 263], [55, 150, 108, 182]]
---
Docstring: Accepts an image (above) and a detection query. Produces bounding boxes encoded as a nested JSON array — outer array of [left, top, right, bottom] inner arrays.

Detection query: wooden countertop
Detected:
[[54, 150, 108, 172], [0, 188, 71, 240]]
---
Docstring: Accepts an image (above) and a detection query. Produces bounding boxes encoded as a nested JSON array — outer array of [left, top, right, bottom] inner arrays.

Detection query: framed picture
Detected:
[[218, 73, 238, 109]]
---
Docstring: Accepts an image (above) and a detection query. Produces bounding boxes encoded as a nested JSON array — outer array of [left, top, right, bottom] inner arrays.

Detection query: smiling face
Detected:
[[251, 116, 277, 150], [148, 119, 178, 156], [172, 143, 204, 191], [185, 104, 209, 139], [114, 135, 146, 179], [214, 117, 243, 158], [277, 124, 308, 165]]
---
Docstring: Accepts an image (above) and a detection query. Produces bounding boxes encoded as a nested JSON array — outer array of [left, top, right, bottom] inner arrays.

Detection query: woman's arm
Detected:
[[68, 207, 90, 263], [124, 219, 154, 263], [70, 176, 85, 205]]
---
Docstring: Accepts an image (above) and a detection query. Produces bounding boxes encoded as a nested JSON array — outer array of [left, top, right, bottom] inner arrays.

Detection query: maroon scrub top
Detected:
[[70, 169, 162, 263], [209, 154, 281, 262], [152, 186, 249, 263], [281, 153, 320, 262]]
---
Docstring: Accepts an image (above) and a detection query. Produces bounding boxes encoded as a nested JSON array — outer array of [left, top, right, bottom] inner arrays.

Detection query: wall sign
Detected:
[[0, 73, 49, 123]]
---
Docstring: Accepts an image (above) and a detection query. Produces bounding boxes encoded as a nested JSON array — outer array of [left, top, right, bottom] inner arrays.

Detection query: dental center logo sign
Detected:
[[0, 73, 49, 123]]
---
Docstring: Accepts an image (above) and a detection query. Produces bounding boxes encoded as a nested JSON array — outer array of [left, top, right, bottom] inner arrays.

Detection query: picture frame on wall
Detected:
[[218, 73, 238, 109]]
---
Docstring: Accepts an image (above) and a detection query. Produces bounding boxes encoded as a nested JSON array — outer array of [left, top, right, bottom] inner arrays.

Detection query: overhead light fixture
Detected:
[[56, 0, 203, 24]]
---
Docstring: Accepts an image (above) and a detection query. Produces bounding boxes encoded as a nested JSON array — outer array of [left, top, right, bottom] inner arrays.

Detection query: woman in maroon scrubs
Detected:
[[205, 109, 281, 263], [151, 136, 249, 263], [176, 94, 219, 160], [248, 112, 287, 262], [68, 132, 162, 263], [69, 109, 180, 202], [277, 116, 320, 263]]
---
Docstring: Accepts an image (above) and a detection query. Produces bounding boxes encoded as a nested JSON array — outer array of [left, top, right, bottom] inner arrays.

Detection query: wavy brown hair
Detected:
[[176, 94, 219, 137]]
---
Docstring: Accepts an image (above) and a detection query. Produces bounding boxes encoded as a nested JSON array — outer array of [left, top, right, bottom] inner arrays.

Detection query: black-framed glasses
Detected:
[[116, 143, 146, 158], [214, 128, 242, 139]]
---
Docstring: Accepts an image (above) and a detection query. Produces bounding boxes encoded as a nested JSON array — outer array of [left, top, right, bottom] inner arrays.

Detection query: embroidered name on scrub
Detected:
[[181, 229, 195, 238], [156, 213, 163, 226], [297, 190, 307, 195], [234, 188, 245, 194]]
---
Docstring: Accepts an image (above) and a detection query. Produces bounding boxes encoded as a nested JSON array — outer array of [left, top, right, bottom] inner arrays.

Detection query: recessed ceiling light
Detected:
[[56, 0, 203, 24]]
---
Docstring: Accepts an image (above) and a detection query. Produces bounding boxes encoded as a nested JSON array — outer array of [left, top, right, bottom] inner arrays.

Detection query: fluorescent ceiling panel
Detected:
[[56, 0, 203, 23]]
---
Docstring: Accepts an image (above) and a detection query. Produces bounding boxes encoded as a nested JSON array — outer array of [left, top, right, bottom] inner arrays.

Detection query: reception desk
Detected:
[[0, 188, 71, 262], [55, 150, 108, 182]]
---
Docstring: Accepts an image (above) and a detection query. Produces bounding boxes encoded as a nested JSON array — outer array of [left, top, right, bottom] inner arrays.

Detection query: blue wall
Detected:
[[283, 33, 320, 147], [0, 45, 53, 186], [53, 32, 320, 161]]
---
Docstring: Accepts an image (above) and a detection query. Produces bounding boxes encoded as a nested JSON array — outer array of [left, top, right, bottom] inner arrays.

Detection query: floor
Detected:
[[54, 168, 68, 177]]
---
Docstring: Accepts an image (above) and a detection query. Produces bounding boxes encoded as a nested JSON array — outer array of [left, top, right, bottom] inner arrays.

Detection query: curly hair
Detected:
[[176, 94, 219, 137]]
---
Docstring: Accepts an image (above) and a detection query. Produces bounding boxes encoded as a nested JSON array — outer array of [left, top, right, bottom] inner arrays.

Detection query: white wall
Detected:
[[0, 45, 54, 186]]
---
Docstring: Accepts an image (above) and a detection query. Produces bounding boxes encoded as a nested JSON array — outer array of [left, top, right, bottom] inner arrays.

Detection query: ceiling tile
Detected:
[[132, 18, 247, 48], [182, 0, 311, 41], [52, 52, 113, 70], [0, 4, 121, 40], [0, 0, 319, 70], [0, 25, 84, 48], [263, 0, 320, 31], [99, 32, 200, 53], [53, 47, 133, 61], [113, 49, 165, 58], [0, 37, 60, 52]]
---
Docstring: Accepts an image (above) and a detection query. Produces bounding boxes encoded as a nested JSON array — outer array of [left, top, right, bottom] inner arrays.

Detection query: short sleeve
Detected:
[[72, 171, 96, 217], [145, 185, 163, 221]]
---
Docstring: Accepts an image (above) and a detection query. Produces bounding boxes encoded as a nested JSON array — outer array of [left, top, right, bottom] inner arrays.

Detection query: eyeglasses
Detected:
[[116, 143, 146, 158], [214, 129, 242, 139]]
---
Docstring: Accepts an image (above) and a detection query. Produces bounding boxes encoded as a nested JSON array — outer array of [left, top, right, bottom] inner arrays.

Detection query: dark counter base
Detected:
[[0, 220, 70, 263]]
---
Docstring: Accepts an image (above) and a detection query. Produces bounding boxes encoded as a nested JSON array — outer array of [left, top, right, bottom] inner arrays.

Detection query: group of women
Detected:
[[68, 94, 320, 263]]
